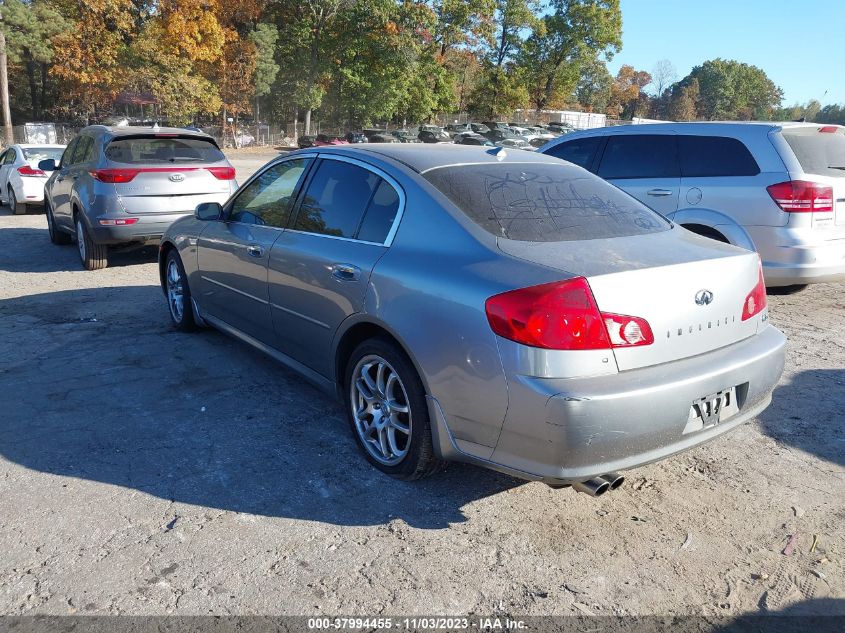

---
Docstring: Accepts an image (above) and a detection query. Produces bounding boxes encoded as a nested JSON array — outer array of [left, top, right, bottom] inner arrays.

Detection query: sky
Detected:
[[608, 0, 844, 105]]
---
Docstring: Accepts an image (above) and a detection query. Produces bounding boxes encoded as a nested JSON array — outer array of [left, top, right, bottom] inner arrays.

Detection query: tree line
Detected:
[[0, 0, 838, 138]]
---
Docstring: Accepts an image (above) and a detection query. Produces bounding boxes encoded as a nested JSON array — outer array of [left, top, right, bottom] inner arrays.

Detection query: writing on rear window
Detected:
[[424, 163, 669, 242]]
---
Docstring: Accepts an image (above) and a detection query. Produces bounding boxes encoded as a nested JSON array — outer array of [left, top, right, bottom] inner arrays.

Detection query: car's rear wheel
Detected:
[[345, 338, 440, 480], [9, 187, 25, 215], [76, 216, 108, 270], [46, 200, 71, 245], [164, 251, 196, 332]]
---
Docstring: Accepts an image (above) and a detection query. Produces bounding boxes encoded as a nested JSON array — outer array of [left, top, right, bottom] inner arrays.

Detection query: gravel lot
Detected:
[[0, 149, 842, 618]]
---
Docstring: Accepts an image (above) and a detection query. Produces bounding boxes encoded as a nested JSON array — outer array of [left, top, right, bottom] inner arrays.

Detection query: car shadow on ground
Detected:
[[0, 226, 159, 272], [0, 286, 522, 530], [757, 368, 845, 468]]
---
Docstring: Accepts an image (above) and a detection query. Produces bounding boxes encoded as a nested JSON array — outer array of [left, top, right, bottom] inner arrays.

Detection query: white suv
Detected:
[[539, 122, 845, 288]]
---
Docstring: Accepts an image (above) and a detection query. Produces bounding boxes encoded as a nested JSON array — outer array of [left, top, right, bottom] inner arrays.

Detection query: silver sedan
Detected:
[[158, 145, 786, 496]]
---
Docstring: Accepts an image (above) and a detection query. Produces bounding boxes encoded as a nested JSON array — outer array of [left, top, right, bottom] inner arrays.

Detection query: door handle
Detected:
[[331, 263, 360, 281], [246, 244, 264, 258], [647, 188, 673, 197]]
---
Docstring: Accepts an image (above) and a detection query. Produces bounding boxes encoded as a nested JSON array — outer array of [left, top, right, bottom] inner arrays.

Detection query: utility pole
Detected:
[[0, 16, 14, 146]]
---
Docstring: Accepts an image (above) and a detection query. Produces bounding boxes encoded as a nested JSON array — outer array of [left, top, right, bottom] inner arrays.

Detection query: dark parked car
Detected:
[[298, 135, 317, 149], [391, 130, 422, 144], [345, 132, 369, 144], [368, 133, 400, 144], [314, 134, 349, 147], [419, 129, 451, 143], [454, 133, 493, 146]]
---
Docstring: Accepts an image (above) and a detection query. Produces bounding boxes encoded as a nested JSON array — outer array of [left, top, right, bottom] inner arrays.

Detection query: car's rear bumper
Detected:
[[487, 325, 786, 483], [89, 212, 192, 245], [749, 226, 845, 286]]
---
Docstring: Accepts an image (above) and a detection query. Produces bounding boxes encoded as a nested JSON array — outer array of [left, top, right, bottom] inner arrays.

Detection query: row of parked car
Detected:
[[8, 119, 843, 492], [297, 121, 574, 151]]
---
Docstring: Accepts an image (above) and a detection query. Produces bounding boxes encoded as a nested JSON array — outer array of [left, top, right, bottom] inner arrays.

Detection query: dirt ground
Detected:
[[0, 149, 842, 618]]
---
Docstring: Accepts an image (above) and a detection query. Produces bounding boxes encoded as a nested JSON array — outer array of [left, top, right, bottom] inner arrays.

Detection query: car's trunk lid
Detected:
[[497, 228, 763, 371]]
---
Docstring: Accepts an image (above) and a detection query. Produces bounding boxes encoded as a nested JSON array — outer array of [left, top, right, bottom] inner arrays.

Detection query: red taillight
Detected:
[[485, 277, 653, 350], [818, 126, 839, 133], [742, 260, 767, 321], [18, 165, 45, 177], [207, 166, 236, 180], [90, 168, 139, 183], [766, 180, 833, 213]]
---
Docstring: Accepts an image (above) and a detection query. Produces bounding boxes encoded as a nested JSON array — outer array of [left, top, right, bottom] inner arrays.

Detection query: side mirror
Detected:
[[195, 202, 223, 221], [38, 158, 57, 172]]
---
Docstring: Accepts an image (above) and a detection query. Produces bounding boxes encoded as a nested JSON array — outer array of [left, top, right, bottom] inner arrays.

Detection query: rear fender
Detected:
[[669, 208, 757, 252]]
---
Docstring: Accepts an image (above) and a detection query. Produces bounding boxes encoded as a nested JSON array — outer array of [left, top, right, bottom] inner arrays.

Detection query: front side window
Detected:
[[294, 160, 381, 239], [228, 158, 311, 228], [679, 135, 760, 177], [424, 163, 670, 242], [60, 137, 79, 167], [545, 137, 602, 170], [597, 134, 679, 179]]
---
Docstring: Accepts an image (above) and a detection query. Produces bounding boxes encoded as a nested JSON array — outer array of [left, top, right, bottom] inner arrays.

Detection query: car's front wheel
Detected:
[[164, 250, 197, 332], [76, 216, 108, 270], [345, 338, 440, 480]]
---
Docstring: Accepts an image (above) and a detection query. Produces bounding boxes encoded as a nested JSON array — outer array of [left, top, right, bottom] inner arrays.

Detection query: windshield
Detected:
[[104, 136, 224, 164], [782, 127, 845, 177], [23, 147, 64, 163], [424, 163, 671, 242]]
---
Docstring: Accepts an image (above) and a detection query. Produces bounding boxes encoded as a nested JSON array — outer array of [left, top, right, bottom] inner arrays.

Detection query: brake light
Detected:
[[741, 260, 767, 321], [18, 165, 45, 177], [90, 168, 139, 183], [485, 277, 653, 350], [818, 126, 839, 133], [206, 167, 236, 180], [766, 180, 833, 213]]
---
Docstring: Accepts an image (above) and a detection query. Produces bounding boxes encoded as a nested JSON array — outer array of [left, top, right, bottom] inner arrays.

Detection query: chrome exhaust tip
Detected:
[[572, 478, 610, 497], [598, 472, 625, 490]]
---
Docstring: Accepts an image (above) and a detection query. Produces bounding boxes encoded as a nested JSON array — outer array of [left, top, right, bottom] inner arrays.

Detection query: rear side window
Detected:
[[597, 134, 679, 179], [295, 160, 380, 239], [23, 147, 64, 163], [104, 136, 224, 164], [357, 180, 400, 243], [423, 163, 670, 242], [71, 136, 95, 164], [782, 127, 845, 177], [544, 136, 602, 170], [679, 135, 760, 177]]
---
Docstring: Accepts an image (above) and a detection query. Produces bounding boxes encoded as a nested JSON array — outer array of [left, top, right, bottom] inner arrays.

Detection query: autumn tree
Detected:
[[519, 0, 621, 112], [606, 64, 651, 119], [667, 77, 699, 121]]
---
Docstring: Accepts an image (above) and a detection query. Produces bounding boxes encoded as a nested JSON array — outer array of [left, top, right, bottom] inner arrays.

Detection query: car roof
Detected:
[[567, 121, 827, 136], [81, 125, 214, 139], [14, 144, 66, 149], [299, 143, 562, 173]]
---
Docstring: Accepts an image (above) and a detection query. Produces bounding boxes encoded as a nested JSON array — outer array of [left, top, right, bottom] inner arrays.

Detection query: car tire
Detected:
[[344, 337, 441, 480], [46, 200, 71, 245], [75, 216, 108, 270], [9, 187, 25, 215], [164, 250, 197, 332]]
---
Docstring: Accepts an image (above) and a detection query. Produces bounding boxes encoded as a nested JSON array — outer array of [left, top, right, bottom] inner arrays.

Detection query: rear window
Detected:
[[544, 137, 602, 169], [782, 127, 845, 177], [679, 135, 760, 177], [597, 134, 679, 179], [423, 163, 670, 242], [23, 147, 64, 163], [104, 136, 224, 164]]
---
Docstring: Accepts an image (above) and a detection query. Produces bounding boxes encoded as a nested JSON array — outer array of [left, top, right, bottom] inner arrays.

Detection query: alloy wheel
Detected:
[[350, 355, 413, 466], [166, 259, 185, 323]]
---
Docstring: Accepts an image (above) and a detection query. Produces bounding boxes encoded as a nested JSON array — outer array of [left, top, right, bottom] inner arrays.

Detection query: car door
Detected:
[[0, 148, 16, 201], [268, 156, 403, 378], [196, 157, 313, 344], [49, 137, 81, 224], [595, 132, 681, 216]]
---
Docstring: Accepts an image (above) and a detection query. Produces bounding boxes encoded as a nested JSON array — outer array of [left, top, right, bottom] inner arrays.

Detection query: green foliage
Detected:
[[250, 23, 279, 98], [678, 58, 783, 120], [0, 0, 69, 64]]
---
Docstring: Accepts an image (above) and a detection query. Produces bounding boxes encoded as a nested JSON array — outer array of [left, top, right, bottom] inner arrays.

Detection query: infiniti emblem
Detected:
[[169, 173, 185, 182], [695, 289, 714, 306]]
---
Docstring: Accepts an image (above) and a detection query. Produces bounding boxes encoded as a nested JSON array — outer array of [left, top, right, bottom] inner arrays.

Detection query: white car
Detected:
[[0, 144, 65, 214]]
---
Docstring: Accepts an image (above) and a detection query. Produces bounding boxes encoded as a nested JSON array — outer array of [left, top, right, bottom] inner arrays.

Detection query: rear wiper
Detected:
[[828, 166, 845, 170]]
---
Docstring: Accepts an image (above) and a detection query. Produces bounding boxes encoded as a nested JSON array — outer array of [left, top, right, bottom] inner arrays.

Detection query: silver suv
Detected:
[[41, 125, 237, 270], [539, 122, 845, 288]]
